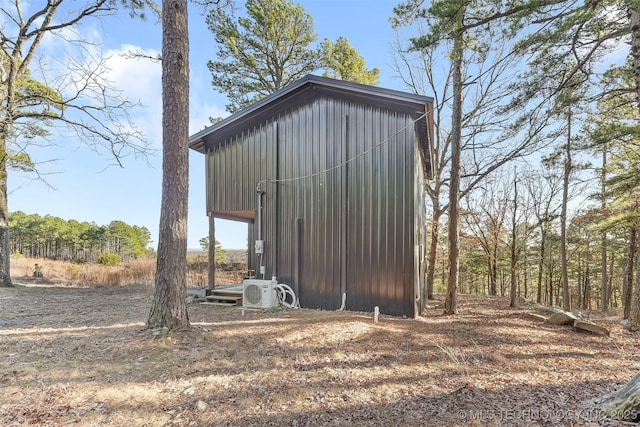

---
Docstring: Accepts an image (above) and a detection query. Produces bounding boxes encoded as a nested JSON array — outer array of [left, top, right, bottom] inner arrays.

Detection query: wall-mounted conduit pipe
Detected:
[[272, 122, 280, 278], [256, 183, 265, 279], [340, 115, 349, 310]]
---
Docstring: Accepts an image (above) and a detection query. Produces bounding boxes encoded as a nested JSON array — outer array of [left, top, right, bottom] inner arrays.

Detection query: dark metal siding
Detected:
[[343, 105, 416, 316], [275, 99, 344, 310], [207, 123, 277, 271], [205, 95, 422, 317]]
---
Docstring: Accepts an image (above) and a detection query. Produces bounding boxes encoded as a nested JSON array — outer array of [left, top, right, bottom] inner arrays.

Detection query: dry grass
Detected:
[[1, 280, 639, 426], [11, 256, 157, 287], [11, 256, 245, 288]]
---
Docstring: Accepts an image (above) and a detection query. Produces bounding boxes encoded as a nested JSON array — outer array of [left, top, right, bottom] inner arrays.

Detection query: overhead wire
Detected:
[[256, 109, 430, 191]]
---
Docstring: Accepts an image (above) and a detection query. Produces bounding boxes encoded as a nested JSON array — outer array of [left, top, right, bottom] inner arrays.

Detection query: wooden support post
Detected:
[[208, 212, 215, 291]]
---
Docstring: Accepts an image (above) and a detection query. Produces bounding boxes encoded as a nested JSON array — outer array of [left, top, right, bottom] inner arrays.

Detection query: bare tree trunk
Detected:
[[560, 113, 572, 312], [625, 3, 640, 320], [601, 149, 608, 311], [0, 151, 12, 287], [537, 226, 546, 304], [624, 228, 636, 319], [510, 177, 518, 307], [0, 54, 14, 288], [523, 248, 529, 299], [628, 3, 640, 115], [444, 33, 463, 316], [489, 248, 498, 296], [426, 212, 441, 300], [583, 255, 591, 310], [624, 229, 636, 313], [629, 247, 640, 330], [147, 0, 190, 330]]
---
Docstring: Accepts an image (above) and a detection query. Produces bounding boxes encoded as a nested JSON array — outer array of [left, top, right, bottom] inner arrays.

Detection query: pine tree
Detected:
[[207, 0, 379, 113], [147, 0, 190, 330]]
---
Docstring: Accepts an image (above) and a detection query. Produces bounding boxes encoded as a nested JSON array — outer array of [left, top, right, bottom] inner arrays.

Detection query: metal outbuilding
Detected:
[[189, 74, 434, 317]]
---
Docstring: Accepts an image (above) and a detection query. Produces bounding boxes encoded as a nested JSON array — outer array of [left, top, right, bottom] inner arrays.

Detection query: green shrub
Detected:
[[66, 264, 84, 280], [98, 253, 121, 266]]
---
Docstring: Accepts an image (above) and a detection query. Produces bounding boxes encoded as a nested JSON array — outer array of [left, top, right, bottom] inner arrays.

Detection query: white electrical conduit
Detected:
[[339, 292, 346, 310], [275, 284, 299, 309]]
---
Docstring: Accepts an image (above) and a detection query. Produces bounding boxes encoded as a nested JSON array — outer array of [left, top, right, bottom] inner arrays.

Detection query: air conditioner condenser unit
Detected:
[[243, 279, 277, 309]]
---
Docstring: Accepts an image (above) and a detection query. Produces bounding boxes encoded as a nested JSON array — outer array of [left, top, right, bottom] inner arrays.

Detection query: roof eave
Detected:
[[189, 74, 434, 154]]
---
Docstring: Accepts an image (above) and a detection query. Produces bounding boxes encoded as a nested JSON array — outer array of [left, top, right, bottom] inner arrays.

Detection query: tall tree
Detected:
[[591, 60, 640, 322], [525, 165, 563, 304], [559, 112, 573, 311], [600, 147, 609, 311], [514, 0, 639, 115], [463, 178, 510, 297], [8, 212, 151, 261], [321, 37, 380, 85], [594, 61, 640, 316], [392, 0, 551, 314], [624, 228, 637, 319], [199, 236, 226, 263], [506, 170, 535, 307], [206, 0, 321, 112], [390, 28, 450, 304], [509, 175, 519, 306], [445, 17, 464, 315], [207, 0, 379, 113], [146, 0, 190, 330], [0, 0, 148, 287], [542, 89, 583, 312]]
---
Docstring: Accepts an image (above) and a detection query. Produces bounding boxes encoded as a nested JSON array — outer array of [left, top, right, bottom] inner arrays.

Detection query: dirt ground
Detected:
[[1, 279, 639, 427]]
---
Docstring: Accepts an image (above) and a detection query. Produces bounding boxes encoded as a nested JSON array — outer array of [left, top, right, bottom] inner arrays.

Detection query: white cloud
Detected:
[[102, 44, 230, 144], [189, 101, 228, 134], [103, 46, 163, 146], [189, 63, 230, 133], [104, 46, 162, 103]]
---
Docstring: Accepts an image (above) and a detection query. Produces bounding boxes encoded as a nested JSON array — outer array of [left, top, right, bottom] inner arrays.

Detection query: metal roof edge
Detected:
[[189, 74, 434, 152]]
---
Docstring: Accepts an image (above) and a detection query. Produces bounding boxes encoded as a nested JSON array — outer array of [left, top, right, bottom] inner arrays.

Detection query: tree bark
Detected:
[[596, 370, 640, 422], [628, 2, 640, 116], [426, 212, 440, 301], [537, 225, 546, 304], [147, 0, 190, 330], [629, 247, 640, 331], [489, 246, 498, 296], [601, 149, 608, 311], [0, 149, 12, 287], [0, 37, 16, 288], [560, 113, 572, 311], [624, 227, 636, 319], [444, 30, 463, 316], [510, 176, 518, 307]]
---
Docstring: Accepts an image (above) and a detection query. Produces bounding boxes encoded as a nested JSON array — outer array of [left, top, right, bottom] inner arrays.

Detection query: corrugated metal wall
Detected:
[[413, 119, 429, 316], [343, 103, 416, 316], [206, 96, 422, 317]]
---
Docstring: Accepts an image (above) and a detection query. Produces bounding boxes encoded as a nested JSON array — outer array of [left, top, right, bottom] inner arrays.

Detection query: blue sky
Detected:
[[10, 0, 406, 250]]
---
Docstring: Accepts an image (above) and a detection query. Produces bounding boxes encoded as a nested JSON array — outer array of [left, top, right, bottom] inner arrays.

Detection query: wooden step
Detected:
[[200, 293, 242, 307], [208, 289, 243, 297], [205, 295, 241, 302], [200, 301, 239, 307]]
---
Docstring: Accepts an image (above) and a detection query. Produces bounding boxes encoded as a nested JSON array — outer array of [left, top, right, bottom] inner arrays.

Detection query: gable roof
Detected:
[[189, 74, 433, 154]]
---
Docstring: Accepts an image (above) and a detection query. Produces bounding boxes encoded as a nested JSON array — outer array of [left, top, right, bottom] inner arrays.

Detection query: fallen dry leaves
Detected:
[[1, 282, 638, 426]]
